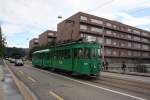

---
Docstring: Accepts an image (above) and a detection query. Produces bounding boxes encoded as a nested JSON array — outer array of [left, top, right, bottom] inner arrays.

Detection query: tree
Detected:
[[11, 47, 22, 59], [0, 26, 5, 58]]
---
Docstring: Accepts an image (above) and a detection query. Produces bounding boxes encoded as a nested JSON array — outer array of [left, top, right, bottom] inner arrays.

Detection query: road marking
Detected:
[[49, 91, 64, 100], [32, 67, 146, 100], [27, 76, 36, 83], [19, 70, 24, 74]]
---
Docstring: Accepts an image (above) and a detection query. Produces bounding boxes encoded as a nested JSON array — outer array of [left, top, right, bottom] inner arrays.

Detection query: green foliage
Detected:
[[28, 44, 53, 59], [11, 47, 22, 58], [0, 28, 5, 58]]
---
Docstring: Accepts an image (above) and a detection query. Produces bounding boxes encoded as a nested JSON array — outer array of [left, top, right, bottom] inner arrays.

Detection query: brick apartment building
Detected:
[[29, 38, 39, 49], [57, 12, 150, 63], [39, 30, 56, 46]]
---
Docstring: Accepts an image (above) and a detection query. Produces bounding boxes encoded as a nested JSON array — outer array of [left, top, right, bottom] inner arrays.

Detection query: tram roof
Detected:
[[33, 49, 49, 54]]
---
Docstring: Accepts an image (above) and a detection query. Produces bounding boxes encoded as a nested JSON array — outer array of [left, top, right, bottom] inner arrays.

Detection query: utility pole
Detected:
[[102, 20, 105, 62]]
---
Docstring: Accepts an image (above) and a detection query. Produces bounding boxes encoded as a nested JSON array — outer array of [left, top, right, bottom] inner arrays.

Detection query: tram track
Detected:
[[6, 61, 150, 100], [24, 63, 150, 96]]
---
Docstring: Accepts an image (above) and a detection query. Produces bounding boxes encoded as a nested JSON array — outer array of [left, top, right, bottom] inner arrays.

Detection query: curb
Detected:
[[0, 65, 4, 81], [3, 60, 38, 100], [104, 71, 150, 77]]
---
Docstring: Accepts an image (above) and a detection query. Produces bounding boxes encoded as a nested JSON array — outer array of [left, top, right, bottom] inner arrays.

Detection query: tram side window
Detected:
[[46, 52, 49, 59], [74, 48, 90, 59], [92, 49, 97, 58], [74, 48, 83, 58], [66, 49, 71, 58], [98, 48, 101, 57], [84, 48, 90, 59]]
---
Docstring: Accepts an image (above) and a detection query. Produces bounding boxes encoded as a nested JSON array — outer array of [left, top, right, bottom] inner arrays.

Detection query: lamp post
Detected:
[[102, 21, 105, 63]]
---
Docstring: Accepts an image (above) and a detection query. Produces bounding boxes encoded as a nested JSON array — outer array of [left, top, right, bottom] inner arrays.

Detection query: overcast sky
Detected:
[[0, 0, 150, 48]]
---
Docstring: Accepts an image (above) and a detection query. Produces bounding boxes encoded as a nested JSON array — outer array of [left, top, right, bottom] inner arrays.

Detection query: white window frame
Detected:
[[90, 19, 103, 24], [80, 25, 87, 30], [80, 16, 87, 21]]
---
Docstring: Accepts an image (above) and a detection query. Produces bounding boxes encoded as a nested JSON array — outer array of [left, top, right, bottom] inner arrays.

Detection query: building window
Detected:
[[106, 48, 112, 55], [133, 30, 140, 35], [120, 51, 125, 56], [90, 19, 103, 24], [106, 30, 112, 35], [121, 27, 125, 31], [137, 52, 141, 56], [113, 41, 117, 46], [97, 37, 103, 43], [106, 22, 112, 27], [128, 51, 132, 56], [48, 32, 54, 36], [141, 38, 148, 42], [113, 32, 117, 36], [48, 38, 53, 42], [127, 35, 131, 39], [127, 28, 132, 32], [120, 42, 125, 47], [83, 34, 96, 42], [91, 27, 103, 33], [133, 36, 140, 41], [113, 25, 117, 29], [142, 32, 148, 37], [105, 38, 112, 45], [80, 33, 84, 38], [112, 50, 117, 55], [127, 42, 132, 48], [120, 34, 125, 38], [142, 44, 149, 50], [80, 25, 87, 30], [142, 52, 149, 57], [34, 40, 38, 43], [80, 16, 87, 21], [134, 43, 141, 49], [133, 51, 140, 56]]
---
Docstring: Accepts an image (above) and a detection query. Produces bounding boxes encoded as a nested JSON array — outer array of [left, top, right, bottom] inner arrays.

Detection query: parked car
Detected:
[[15, 59, 24, 66], [10, 58, 15, 63]]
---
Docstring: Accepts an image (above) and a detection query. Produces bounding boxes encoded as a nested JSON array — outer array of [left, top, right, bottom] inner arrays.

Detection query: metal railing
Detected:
[[102, 63, 150, 76]]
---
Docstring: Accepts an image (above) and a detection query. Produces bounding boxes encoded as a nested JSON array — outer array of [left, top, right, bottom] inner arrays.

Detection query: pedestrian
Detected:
[[102, 61, 105, 71], [105, 61, 109, 71], [121, 61, 126, 74]]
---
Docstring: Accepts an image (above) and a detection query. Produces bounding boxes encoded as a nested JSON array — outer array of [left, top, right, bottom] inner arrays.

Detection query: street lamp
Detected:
[[102, 20, 105, 63]]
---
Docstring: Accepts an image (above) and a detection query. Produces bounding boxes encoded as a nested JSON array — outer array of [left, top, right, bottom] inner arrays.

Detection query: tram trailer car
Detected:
[[32, 42, 102, 76]]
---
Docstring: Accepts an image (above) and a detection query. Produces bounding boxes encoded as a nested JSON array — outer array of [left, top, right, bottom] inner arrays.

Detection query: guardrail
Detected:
[[102, 63, 150, 76], [105, 67, 150, 73]]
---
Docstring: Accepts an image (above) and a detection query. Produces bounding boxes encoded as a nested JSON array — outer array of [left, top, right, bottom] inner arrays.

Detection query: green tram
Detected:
[[32, 42, 102, 76]]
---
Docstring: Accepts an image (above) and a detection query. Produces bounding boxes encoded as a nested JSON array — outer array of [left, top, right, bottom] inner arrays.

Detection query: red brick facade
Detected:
[[56, 12, 150, 63]]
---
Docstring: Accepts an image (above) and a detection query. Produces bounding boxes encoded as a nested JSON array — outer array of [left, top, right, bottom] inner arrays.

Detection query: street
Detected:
[[5, 60, 150, 100]]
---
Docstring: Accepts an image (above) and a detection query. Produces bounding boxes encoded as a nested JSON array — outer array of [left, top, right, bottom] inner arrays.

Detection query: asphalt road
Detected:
[[5, 61, 150, 100]]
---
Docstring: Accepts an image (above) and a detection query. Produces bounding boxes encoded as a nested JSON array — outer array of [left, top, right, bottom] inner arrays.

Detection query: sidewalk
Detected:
[[0, 60, 24, 100], [0, 65, 4, 100], [105, 70, 150, 77], [101, 71, 150, 84]]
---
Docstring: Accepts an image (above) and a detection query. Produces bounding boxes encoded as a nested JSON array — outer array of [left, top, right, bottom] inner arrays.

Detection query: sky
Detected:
[[0, 0, 150, 48]]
